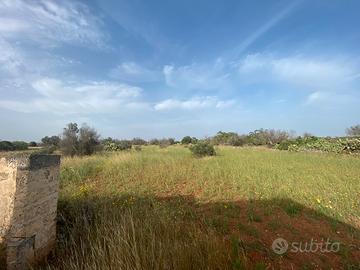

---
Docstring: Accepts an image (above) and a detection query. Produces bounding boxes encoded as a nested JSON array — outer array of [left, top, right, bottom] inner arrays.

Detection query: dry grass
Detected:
[[44, 196, 233, 270], [40, 146, 360, 269]]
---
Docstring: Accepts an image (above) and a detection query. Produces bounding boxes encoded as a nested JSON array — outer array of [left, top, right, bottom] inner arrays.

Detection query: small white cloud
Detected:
[[154, 96, 235, 111], [306, 91, 322, 104]]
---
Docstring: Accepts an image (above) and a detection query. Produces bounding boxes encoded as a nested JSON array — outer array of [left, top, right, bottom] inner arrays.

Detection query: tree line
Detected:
[[1, 123, 359, 155]]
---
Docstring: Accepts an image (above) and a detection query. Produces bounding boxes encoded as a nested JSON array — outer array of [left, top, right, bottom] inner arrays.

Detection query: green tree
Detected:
[[181, 136, 197, 144], [41, 136, 60, 147]]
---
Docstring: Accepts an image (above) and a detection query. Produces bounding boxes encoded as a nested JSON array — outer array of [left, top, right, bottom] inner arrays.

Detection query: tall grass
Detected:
[[45, 195, 233, 270], [41, 146, 360, 269], [60, 146, 360, 222]]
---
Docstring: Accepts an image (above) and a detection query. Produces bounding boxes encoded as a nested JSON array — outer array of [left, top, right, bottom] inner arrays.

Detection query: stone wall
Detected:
[[0, 154, 60, 270]]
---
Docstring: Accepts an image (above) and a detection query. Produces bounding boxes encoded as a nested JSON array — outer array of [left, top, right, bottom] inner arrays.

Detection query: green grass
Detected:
[[42, 146, 360, 269], [60, 146, 360, 222]]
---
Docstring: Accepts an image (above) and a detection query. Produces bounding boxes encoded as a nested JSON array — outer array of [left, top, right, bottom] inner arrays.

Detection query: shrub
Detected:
[[0, 141, 29, 151], [134, 145, 142, 152], [41, 135, 60, 147], [247, 129, 290, 146], [189, 141, 216, 157], [276, 136, 360, 154], [60, 123, 100, 156], [118, 140, 132, 150], [78, 124, 101, 156], [28, 141, 37, 147], [0, 141, 15, 151], [181, 136, 197, 144], [342, 138, 360, 153], [60, 123, 79, 156], [276, 140, 293, 150], [131, 137, 147, 145], [149, 139, 160, 145], [12, 141, 28, 150], [103, 140, 132, 151], [158, 138, 176, 148]]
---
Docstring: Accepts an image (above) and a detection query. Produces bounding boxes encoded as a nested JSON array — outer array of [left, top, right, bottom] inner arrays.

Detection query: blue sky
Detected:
[[0, 0, 360, 141]]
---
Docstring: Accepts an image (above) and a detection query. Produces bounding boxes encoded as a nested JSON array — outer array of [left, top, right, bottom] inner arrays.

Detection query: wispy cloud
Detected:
[[305, 91, 359, 106], [0, 0, 107, 48], [238, 53, 359, 90], [0, 78, 148, 114], [110, 62, 161, 82], [163, 59, 230, 90], [154, 96, 235, 111], [229, 1, 302, 57]]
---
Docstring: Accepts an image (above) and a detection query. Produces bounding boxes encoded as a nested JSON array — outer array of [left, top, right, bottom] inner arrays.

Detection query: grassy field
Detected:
[[42, 146, 360, 269]]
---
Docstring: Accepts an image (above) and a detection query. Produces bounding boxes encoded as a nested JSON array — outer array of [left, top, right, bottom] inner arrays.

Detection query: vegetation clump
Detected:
[[181, 136, 198, 144], [209, 129, 291, 147], [0, 140, 28, 151], [60, 123, 101, 156], [276, 136, 360, 154], [103, 138, 132, 151], [189, 141, 216, 157]]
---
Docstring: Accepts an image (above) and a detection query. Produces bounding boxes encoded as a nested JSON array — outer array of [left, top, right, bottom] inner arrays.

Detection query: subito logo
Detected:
[[272, 238, 289, 254]]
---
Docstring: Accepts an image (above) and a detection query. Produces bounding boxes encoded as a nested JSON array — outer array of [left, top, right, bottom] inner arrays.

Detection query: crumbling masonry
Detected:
[[0, 154, 60, 270]]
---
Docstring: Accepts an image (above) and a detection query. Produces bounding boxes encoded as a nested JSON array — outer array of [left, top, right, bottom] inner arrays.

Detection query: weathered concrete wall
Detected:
[[0, 154, 60, 270]]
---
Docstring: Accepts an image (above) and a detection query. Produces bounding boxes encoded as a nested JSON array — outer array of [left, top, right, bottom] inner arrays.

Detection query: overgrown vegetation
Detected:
[[0, 140, 28, 151], [189, 141, 216, 157], [41, 146, 360, 270], [3, 123, 360, 157], [60, 123, 100, 156], [181, 136, 198, 145], [277, 136, 360, 154], [103, 138, 132, 151]]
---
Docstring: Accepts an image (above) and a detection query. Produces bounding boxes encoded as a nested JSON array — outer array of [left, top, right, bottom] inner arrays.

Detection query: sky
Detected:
[[0, 0, 360, 141]]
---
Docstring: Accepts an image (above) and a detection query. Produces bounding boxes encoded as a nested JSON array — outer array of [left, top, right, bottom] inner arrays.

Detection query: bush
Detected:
[[189, 141, 216, 157], [0, 141, 15, 151], [158, 138, 176, 148], [134, 145, 142, 152], [60, 123, 79, 156], [149, 139, 160, 145], [247, 129, 290, 146], [276, 136, 360, 154], [103, 140, 132, 151], [41, 136, 60, 147], [78, 124, 101, 156], [12, 141, 28, 151], [118, 140, 132, 151], [181, 136, 197, 144], [212, 131, 238, 145], [131, 137, 147, 145], [342, 138, 360, 153], [0, 141, 29, 152], [60, 123, 100, 156], [28, 141, 37, 147]]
